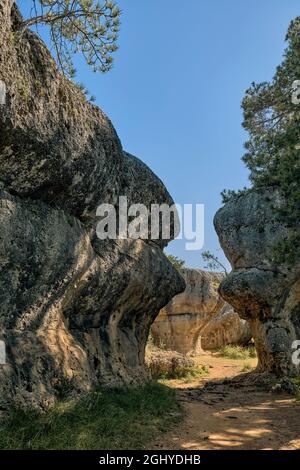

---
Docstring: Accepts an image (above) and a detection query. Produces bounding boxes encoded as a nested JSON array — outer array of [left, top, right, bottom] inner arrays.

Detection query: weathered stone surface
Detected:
[[0, 2, 185, 408], [151, 268, 251, 355], [201, 304, 251, 351], [0, 3, 178, 240], [0, 2, 122, 222], [0, 189, 183, 408], [214, 188, 300, 377], [120, 152, 178, 247]]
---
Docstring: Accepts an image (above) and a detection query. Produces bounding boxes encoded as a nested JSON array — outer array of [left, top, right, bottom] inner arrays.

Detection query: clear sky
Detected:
[[18, 0, 300, 269]]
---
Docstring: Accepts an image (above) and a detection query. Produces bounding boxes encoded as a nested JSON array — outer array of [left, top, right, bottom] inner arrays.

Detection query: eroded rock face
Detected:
[[214, 188, 300, 377], [0, 2, 185, 408], [0, 2, 122, 222], [151, 269, 251, 355], [201, 304, 251, 351]]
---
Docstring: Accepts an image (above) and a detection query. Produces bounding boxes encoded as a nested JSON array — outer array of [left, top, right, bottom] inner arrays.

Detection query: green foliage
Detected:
[[0, 383, 182, 450], [180, 365, 209, 383], [201, 250, 228, 275], [18, 1, 121, 78], [217, 345, 257, 360], [224, 17, 300, 262], [221, 187, 250, 203], [166, 254, 185, 271], [73, 81, 96, 102], [291, 377, 300, 402], [271, 377, 300, 398]]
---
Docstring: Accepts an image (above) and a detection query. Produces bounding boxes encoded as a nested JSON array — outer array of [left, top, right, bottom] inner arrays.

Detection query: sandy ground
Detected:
[[154, 354, 300, 450]]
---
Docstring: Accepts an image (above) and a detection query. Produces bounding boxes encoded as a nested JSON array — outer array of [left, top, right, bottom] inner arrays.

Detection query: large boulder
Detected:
[[151, 268, 251, 355], [0, 2, 185, 408], [214, 188, 300, 377]]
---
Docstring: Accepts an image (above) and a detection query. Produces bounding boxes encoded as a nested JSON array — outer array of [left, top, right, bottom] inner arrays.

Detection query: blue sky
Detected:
[[19, 0, 300, 269]]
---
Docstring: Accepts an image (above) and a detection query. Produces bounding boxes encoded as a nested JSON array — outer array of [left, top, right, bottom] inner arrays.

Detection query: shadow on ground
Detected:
[[154, 354, 300, 450]]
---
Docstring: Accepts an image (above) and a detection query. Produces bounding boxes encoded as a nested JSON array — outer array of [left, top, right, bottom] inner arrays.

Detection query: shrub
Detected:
[[146, 347, 209, 380], [291, 377, 300, 402]]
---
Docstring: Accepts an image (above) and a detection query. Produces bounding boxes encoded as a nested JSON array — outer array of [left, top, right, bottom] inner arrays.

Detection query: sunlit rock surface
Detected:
[[151, 269, 251, 355]]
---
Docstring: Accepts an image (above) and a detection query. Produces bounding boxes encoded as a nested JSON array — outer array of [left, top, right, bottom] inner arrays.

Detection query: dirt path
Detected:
[[154, 354, 300, 450]]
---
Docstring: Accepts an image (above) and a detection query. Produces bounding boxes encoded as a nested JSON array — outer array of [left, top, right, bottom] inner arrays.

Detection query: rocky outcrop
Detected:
[[0, 2, 185, 408], [151, 269, 251, 355], [214, 188, 300, 377], [201, 304, 251, 351]]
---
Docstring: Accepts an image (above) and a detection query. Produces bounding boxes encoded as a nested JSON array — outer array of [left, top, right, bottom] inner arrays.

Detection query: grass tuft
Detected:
[[241, 362, 254, 373], [0, 383, 182, 450], [180, 365, 209, 383], [217, 345, 257, 360], [157, 364, 209, 381]]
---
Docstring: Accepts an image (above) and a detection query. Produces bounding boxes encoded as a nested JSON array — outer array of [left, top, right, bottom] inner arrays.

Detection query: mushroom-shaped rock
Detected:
[[214, 188, 300, 377]]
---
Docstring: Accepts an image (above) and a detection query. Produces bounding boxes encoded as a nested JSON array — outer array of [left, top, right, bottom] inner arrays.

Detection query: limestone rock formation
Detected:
[[201, 304, 251, 351], [0, 1, 185, 408], [151, 268, 251, 355], [214, 188, 300, 377]]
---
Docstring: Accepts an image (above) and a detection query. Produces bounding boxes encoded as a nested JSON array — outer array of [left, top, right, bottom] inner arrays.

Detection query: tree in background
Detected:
[[18, 0, 120, 79], [201, 250, 228, 275], [223, 18, 300, 263], [166, 255, 185, 272]]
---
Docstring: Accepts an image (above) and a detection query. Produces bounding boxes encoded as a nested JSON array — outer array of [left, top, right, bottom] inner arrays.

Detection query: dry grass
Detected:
[[217, 344, 257, 360], [241, 362, 254, 373]]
